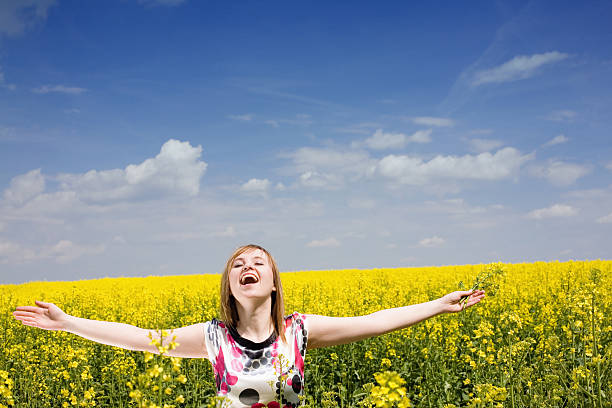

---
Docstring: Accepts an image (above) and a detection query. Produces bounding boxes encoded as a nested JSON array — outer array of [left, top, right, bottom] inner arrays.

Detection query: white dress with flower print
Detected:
[[203, 312, 309, 408]]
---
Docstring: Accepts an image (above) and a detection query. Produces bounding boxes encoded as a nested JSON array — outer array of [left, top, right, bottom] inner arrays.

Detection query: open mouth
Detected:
[[240, 272, 259, 285]]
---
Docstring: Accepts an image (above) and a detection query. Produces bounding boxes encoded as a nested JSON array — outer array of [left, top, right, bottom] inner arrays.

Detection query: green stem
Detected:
[[591, 293, 603, 408]]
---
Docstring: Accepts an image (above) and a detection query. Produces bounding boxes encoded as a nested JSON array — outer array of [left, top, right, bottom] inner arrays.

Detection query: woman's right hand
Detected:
[[12, 300, 69, 331]]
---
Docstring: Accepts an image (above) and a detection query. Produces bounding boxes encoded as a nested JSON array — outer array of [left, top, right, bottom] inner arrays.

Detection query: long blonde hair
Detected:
[[219, 244, 287, 344]]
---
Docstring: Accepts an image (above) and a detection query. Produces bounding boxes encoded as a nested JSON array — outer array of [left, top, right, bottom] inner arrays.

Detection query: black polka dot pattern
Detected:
[[238, 388, 259, 405]]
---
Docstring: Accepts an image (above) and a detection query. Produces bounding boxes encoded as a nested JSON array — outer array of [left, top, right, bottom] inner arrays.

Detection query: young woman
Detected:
[[12, 244, 485, 408]]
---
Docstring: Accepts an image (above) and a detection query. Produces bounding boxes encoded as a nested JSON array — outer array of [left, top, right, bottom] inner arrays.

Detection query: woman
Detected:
[[12, 244, 485, 408]]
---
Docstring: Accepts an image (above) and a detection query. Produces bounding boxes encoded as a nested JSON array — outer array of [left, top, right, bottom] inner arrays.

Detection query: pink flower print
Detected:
[[230, 345, 242, 358], [213, 347, 238, 393], [230, 358, 243, 372], [294, 333, 304, 376]]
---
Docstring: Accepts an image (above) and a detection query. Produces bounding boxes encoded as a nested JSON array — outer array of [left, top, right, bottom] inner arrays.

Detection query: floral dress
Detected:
[[204, 312, 309, 408]]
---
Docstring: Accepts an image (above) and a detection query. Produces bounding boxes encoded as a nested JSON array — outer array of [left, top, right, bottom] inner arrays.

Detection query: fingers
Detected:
[[13, 311, 38, 319], [15, 306, 42, 313], [464, 292, 486, 308], [35, 300, 52, 307]]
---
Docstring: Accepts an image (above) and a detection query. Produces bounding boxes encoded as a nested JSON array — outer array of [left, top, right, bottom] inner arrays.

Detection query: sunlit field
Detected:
[[1, 260, 610, 408]]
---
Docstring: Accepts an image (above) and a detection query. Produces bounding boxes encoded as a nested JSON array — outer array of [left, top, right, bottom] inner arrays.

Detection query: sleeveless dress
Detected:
[[203, 312, 309, 408]]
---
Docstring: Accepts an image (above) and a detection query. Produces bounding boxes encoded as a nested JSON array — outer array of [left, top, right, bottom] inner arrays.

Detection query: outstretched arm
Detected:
[[306, 290, 485, 350], [13, 300, 208, 359]]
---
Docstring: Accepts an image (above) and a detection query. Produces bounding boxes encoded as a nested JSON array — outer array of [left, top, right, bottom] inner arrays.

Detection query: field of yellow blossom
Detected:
[[1, 260, 610, 407]]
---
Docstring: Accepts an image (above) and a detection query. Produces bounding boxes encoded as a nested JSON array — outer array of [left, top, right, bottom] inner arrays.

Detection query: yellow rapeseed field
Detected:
[[1, 260, 610, 407]]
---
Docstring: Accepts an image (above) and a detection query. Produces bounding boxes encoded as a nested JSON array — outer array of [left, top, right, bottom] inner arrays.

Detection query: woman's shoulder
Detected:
[[204, 317, 228, 331], [283, 311, 308, 329], [284, 311, 306, 321]]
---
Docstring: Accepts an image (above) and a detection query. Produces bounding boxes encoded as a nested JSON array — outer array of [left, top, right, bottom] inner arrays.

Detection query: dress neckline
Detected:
[[227, 324, 277, 350]]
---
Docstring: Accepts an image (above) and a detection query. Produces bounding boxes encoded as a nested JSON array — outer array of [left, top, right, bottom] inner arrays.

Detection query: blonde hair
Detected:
[[219, 244, 287, 345]]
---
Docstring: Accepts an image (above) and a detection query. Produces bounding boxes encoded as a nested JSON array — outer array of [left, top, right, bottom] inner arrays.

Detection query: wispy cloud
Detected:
[[0, 238, 105, 265], [2, 168, 45, 205], [227, 113, 254, 121], [473, 51, 569, 86], [597, 213, 612, 224], [418, 236, 445, 247], [530, 160, 590, 186], [467, 138, 504, 153], [240, 178, 270, 195], [0, 0, 56, 36], [527, 204, 578, 219], [545, 110, 576, 122], [306, 237, 340, 248], [543, 134, 569, 147], [32, 85, 87, 95], [336, 122, 382, 135], [354, 129, 432, 150], [282, 146, 377, 189], [263, 115, 312, 128], [410, 117, 454, 127], [0, 65, 16, 90]]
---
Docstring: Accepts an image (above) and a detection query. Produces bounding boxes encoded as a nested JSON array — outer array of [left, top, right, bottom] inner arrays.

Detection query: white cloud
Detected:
[[298, 171, 342, 190], [32, 85, 87, 94], [336, 122, 381, 135], [530, 160, 590, 187], [0, 65, 16, 90], [2, 168, 45, 205], [227, 114, 254, 121], [348, 198, 376, 209], [49, 240, 106, 264], [275, 182, 286, 191], [409, 129, 432, 143], [0, 126, 18, 141], [418, 236, 445, 247], [0, 240, 35, 264], [216, 226, 236, 237], [473, 51, 569, 85], [283, 147, 377, 188], [240, 178, 270, 194], [411, 117, 454, 127], [377, 147, 532, 185], [56, 139, 207, 203], [362, 129, 407, 150], [0, 0, 56, 36], [263, 115, 312, 128], [597, 213, 612, 224], [112, 235, 126, 244], [355, 129, 432, 150], [468, 138, 503, 152], [527, 204, 578, 219], [605, 162, 612, 171], [306, 237, 340, 248], [0, 239, 104, 265], [545, 110, 576, 122], [543, 134, 569, 147]]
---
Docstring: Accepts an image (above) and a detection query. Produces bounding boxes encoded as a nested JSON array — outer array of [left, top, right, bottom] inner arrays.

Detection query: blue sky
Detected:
[[1, 0, 611, 284]]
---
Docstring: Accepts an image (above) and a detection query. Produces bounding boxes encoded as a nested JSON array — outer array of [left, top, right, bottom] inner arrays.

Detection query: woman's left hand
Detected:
[[439, 290, 485, 313]]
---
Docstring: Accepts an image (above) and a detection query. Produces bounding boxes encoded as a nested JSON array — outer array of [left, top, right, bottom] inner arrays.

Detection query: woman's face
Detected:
[[228, 248, 277, 304]]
